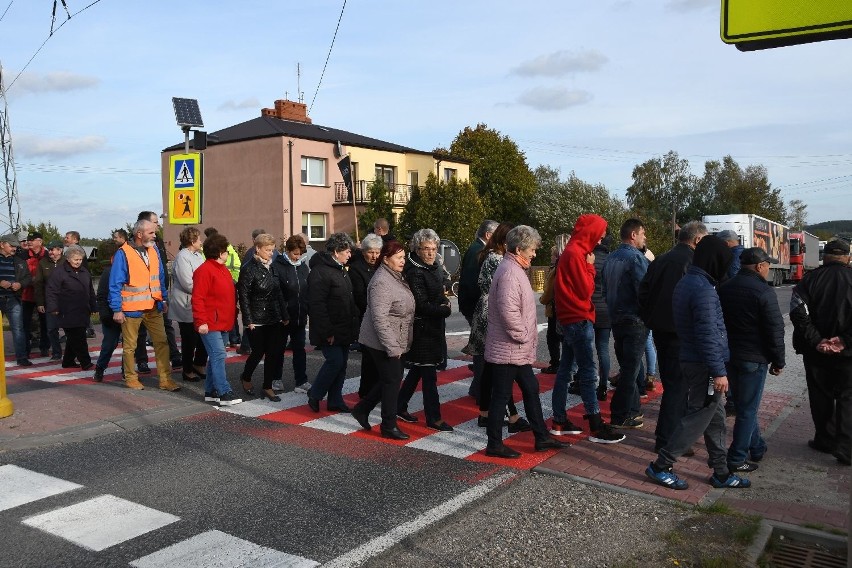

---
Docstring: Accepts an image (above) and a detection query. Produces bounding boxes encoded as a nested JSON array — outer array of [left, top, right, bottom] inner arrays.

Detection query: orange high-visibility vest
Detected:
[[119, 242, 162, 312]]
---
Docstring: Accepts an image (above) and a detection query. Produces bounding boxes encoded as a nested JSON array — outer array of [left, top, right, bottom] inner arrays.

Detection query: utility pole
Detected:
[[0, 62, 21, 235]]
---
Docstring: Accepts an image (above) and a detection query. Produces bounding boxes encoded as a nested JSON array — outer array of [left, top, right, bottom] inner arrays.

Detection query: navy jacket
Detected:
[[272, 255, 309, 327], [672, 265, 729, 377], [601, 243, 648, 325], [718, 268, 785, 368], [457, 238, 485, 320]]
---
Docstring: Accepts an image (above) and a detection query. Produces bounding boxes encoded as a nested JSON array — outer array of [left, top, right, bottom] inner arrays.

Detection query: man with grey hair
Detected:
[[108, 219, 181, 391], [638, 220, 708, 451], [717, 229, 743, 281]]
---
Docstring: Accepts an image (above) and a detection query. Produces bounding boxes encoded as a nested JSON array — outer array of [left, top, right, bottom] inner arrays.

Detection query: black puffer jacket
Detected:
[[638, 242, 694, 333], [348, 250, 376, 322], [591, 237, 611, 329], [308, 251, 359, 347], [404, 251, 451, 365], [272, 255, 309, 327], [718, 268, 785, 368], [237, 257, 286, 327]]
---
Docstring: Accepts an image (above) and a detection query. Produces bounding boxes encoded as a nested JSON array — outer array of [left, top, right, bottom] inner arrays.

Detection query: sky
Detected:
[[1, 0, 851, 238]]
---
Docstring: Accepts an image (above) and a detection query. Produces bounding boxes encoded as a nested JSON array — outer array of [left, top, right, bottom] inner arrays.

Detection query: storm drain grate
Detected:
[[770, 540, 846, 568]]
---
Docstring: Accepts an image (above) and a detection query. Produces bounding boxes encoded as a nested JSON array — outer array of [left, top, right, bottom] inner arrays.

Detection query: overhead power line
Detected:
[[309, 0, 346, 113]]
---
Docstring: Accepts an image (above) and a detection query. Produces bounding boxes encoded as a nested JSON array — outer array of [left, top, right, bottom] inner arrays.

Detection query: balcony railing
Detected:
[[334, 181, 412, 206]]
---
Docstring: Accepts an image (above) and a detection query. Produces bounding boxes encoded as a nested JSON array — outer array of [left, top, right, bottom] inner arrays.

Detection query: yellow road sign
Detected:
[[722, 1, 852, 50], [168, 153, 201, 225]]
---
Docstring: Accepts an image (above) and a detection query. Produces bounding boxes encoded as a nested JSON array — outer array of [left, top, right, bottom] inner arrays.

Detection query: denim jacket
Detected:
[[601, 244, 648, 325]]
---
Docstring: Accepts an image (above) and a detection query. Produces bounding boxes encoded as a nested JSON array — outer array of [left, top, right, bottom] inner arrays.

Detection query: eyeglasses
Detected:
[[419, 246, 437, 253]]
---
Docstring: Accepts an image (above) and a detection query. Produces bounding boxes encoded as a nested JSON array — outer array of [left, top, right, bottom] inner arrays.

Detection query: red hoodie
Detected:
[[554, 214, 608, 325]]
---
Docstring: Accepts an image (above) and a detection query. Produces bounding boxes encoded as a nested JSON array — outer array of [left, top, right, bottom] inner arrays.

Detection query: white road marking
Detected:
[[130, 529, 318, 568], [323, 472, 515, 568], [0, 465, 82, 512], [22, 494, 180, 551]]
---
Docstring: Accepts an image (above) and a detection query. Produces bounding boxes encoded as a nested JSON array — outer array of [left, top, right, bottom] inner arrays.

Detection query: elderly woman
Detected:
[[306, 232, 359, 412], [351, 240, 415, 438], [272, 234, 311, 393], [349, 233, 383, 397], [238, 233, 287, 402], [193, 232, 242, 406], [485, 226, 567, 458], [45, 244, 96, 370], [170, 226, 208, 382], [395, 229, 453, 431]]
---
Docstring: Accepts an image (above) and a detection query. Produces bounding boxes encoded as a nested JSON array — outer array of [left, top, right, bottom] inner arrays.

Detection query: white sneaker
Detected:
[[294, 382, 311, 394], [271, 380, 284, 392]]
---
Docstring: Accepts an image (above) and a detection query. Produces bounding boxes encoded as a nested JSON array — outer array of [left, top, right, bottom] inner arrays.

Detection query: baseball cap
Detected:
[[26, 231, 43, 241], [824, 240, 850, 256], [46, 240, 64, 250], [0, 233, 21, 246], [740, 247, 771, 265]]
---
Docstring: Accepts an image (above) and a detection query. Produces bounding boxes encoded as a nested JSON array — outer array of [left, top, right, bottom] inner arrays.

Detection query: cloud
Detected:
[[517, 87, 593, 111], [14, 133, 107, 159], [10, 71, 99, 95], [665, 0, 716, 12], [218, 98, 260, 111], [511, 50, 608, 77]]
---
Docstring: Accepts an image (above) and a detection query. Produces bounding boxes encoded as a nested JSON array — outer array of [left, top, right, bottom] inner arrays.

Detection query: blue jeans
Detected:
[[96, 323, 122, 369], [309, 344, 348, 407], [727, 360, 768, 465], [0, 295, 27, 360], [645, 331, 657, 377], [45, 313, 62, 357], [611, 319, 647, 423], [200, 331, 232, 396], [553, 320, 599, 418], [594, 327, 611, 389]]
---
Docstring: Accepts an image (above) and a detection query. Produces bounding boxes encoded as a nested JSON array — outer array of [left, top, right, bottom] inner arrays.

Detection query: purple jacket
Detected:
[[484, 253, 538, 365]]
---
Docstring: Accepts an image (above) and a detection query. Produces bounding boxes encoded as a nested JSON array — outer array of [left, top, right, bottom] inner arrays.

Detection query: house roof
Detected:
[[162, 115, 463, 161]]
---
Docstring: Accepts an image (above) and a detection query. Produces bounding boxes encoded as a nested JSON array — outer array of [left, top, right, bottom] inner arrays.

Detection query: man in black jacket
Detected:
[[719, 248, 785, 472], [791, 239, 852, 465], [638, 220, 707, 450]]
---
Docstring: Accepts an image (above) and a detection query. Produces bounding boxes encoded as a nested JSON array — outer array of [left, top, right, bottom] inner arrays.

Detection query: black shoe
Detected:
[[541, 366, 558, 374], [507, 417, 532, 433], [485, 444, 521, 459], [307, 397, 320, 413], [93, 366, 105, 382], [381, 427, 410, 440], [567, 380, 580, 395], [352, 408, 371, 430], [833, 451, 851, 466], [182, 372, 201, 383], [61, 362, 82, 368], [596, 387, 608, 401], [396, 410, 418, 423], [86, 328, 96, 338], [808, 439, 836, 454], [137, 363, 151, 374], [80, 362, 94, 371], [328, 403, 351, 413], [535, 437, 570, 451], [729, 462, 759, 473], [171, 358, 183, 368], [217, 392, 243, 407], [260, 390, 282, 402], [427, 421, 454, 432], [477, 415, 508, 427]]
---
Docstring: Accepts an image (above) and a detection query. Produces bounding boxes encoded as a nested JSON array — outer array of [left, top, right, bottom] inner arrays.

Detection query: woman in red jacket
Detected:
[[192, 233, 242, 407]]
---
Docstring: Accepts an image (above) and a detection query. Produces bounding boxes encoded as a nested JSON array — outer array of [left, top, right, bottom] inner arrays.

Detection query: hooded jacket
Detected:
[[307, 251, 359, 347], [554, 214, 608, 325], [672, 235, 733, 376]]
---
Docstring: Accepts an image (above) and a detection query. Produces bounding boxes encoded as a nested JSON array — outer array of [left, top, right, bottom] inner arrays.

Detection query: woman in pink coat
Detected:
[[484, 225, 568, 459]]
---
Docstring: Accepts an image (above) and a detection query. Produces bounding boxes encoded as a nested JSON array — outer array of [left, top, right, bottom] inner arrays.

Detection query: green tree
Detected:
[[700, 156, 787, 223], [445, 123, 536, 223], [357, 178, 395, 237], [405, 173, 485, 249], [787, 198, 808, 230], [528, 166, 627, 248], [395, 181, 422, 242], [21, 220, 62, 244]]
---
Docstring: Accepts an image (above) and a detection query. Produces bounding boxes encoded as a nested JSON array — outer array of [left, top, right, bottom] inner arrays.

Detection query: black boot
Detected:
[[93, 366, 105, 383]]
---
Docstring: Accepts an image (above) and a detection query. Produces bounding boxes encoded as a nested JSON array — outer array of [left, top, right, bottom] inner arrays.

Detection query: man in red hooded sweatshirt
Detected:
[[552, 214, 625, 443]]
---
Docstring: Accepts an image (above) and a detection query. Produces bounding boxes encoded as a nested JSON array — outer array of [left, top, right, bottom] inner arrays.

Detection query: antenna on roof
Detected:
[[297, 63, 303, 103]]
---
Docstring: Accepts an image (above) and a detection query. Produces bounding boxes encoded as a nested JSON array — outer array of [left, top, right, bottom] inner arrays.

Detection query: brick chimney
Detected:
[[261, 99, 312, 124]]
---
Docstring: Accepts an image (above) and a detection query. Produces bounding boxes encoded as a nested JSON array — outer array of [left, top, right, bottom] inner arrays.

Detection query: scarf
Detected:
[[254, 254, 272, 270], [508, 251, 531, 270]]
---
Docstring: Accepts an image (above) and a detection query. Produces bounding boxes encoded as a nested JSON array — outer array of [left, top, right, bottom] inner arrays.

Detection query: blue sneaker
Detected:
[[645, 463, 688, 490], [709, 473, 751, 488]]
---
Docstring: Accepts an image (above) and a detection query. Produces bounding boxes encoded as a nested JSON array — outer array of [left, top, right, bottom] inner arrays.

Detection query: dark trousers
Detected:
[[355, 346, 403, 430], [96, 323, 121, 370], [611, 319, 647, 423], [486, 363, 549, 448], [23, 300, 48, 352], [358, 348, 379, 397], [468, 354, 484, 399], [804, 354, 852, 460], [654, 331, 689, 449], [478, 361, 518, 416], [279, 322, 307, 385], [398, 365, 442, 424], [309, 344, 349, 407], [45, 313, 62, 357], [242, 324, 284, 390], [62, 327, 91, 367], [546, 316, 561, 368], [177, 321, 208, 375]]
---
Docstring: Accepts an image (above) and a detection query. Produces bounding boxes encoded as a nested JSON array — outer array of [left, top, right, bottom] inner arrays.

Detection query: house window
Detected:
[[408, 170, 419, 187], [375, 165, 395, 188], [301, 213, 327, 241], [301, 157, 326, 186], [443, 168, 457, 182]]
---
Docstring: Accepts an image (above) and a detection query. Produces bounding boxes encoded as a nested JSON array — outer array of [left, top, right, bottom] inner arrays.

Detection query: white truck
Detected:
[[702, 214, 791, 286]]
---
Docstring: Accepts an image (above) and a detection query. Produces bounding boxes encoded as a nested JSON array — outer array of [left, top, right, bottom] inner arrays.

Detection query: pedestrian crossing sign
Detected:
[[168, 153, 202, 224]]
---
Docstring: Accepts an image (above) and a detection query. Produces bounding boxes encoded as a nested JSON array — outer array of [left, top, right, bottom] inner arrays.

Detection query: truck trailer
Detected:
[[702, 214, 791, 286], [789, 231, 819, 281]]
